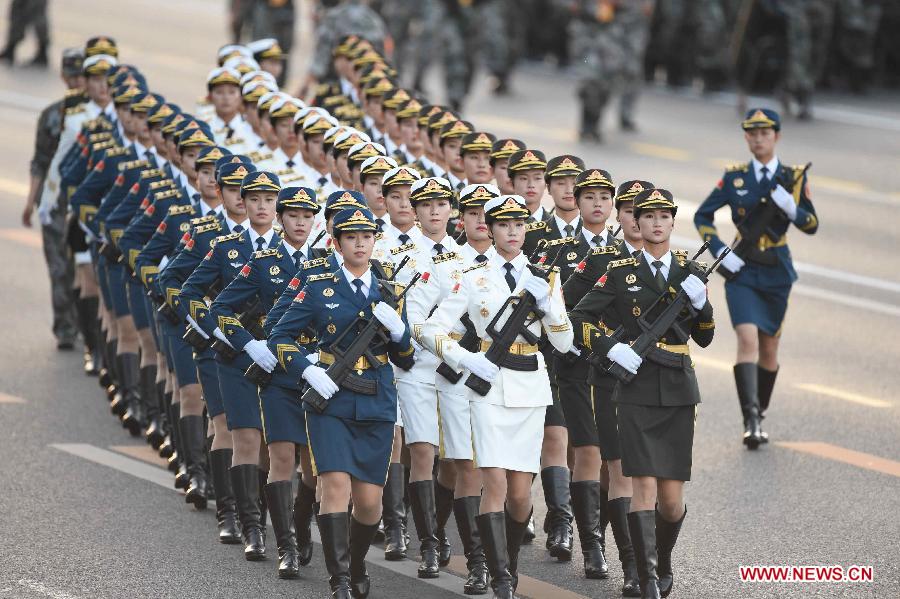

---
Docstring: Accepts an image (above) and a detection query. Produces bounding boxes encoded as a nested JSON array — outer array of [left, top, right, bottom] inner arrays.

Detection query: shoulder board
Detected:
[[189, 214, 218, 226], [119, 159, 150, 172], [463, 262, 488, 273], [725, 162, 748, 173], [154, 189, 180, 200], [214, 232, 242, 243], [792, 165, 807, 176], [306, 273, 335, 283], [525, 221, 547, 233], [541, 237, 576, 248], [672, 249, 689, 258], [224, 137, 245, 146], [65, 105, 86, 116], [302, 257, 328, 269], [390, 242, 415, 255], [609, 257, 637, 269], [168, 204, 195, 216], [104, 146, 130, 157], [591, 245, 619, 255], [374, 232, 384, 241], [195, 222, 222, 234], [252, 248, 279, 259], [377, 261, 395, 278], [432, 251, 459, 264]]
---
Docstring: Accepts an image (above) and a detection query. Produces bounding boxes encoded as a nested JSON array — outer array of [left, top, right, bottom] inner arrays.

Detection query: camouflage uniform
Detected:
[[0, 0, 49, 63], [310, 0, 388, 82], [832, 0, 881, 92], [31, 99, 78, 344], [478, 0, 520, 92]]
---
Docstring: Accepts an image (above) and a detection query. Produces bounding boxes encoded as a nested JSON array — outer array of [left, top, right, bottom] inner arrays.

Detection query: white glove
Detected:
[[607, 342, 642, 375], [244, 339, 277, 373], [78, 220, 96, 243], [680, 274, 707, 310], [523, 276, 551, 310], [460, 352, 499, 383], [37, 197, 53, 226], [770, 184, 797, 220], [717, 247, 745, 274], [213, 327, 234, 348], [186, 315, 209, 339], [373, 301, 405, 342], [306, 353, 319, 365], [301, 364, 339, 399]]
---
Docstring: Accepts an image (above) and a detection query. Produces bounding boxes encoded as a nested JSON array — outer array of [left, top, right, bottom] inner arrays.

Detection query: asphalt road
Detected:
[[0, 2, 897, 598]]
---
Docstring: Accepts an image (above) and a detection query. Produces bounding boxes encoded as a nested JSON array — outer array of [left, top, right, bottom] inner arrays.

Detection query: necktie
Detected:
[[475, 254, 488, 264], [192, 193, 201, 203], [256, 237, 266, 252], [503, 263, 516, 291], [318, 176, 328, 187], [563, 224, 574, 238], [286, 159, 295, 168], [375, 218, 385, 232], [652, 260, 666, 291], [206, 209, 216, 217], [352, 278, 366, 303], [232, 224, 244, 233], [759, 165, 770, 189], [526, 215, 536, 224], [433, 243, 445, 256], [226, 125, 235, 139], [294, 251, 305, 269], [398, 234, 410, 245], [592, 234, 603, 247]]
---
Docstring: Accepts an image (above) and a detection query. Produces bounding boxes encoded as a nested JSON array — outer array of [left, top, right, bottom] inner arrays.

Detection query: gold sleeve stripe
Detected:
[[698, 321, 715, 330], [276, 343, 300, 371], [217, 315, 243, 331], [189, 300, 207, 321], [548, 323, 570, 333]]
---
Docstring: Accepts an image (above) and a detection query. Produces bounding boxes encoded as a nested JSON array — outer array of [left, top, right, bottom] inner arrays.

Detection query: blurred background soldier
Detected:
[[0, 0, 50, 67], [248, 0, 297, 84]]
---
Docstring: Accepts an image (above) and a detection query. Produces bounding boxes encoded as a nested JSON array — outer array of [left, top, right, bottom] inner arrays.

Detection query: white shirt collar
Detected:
[[197, 198, 222, 217], [183, 178, 200, 201], [419, 234, 455, 254], [248, 226, 276, 249], [383, 222, 421, 244], [642, 249, 672, 279], [581, 227, 609, 247], [553, 213, 581, 237], [280, 238, 307, 261], [132, 139, 148, 157], [752, 156, 779, 182], [226, 216, 250, 233], [341, 265, 372, 295], [623, 240, 639, 256], [491, 250, 528, 281], [531, 206, 547, 221], [460, 243, 495, 264]]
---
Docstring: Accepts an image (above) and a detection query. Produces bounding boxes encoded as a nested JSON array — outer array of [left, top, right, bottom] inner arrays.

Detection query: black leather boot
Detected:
[[541, 466, 574, 561], [231, 464, 266, 560], [293, 480, 316, 565], [505, 510, 530, 593], [571, 480, 609, 579], [656, 506, 686, 598], [320, 512, 352, 599], [180, 415, 208, 509], [734, 363, 764, 449], [258, 468, 269, 530], [408, 480, 440, 578], [628, 510, 661, 599], [138, 365, 159, 443], [209, 448, 241, 544], [434, 480, 454, 567], [454, 496, 488, 595], [349, 516, 379, 598], [598, 485, 609, 553], [758, 366, 778, 416], [117, 354, 142, 429], [159, 388, 175, 458], [102, 338, 118, 400], [382, 463, 407, 561], [608, 497, 641, 597], [265, 480, 300, 579], [75, 296, 100, 375], [476, 512, 513, 599]]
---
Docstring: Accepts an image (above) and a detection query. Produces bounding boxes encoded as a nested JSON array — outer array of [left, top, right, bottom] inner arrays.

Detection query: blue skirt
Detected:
[[95, 255, 113, 310], [163, 319, 198, 386], [106, 263, 131, 318], [725, 277, 791, 337], [306, 412, 392, 486], [217, 357, 263, 431], [196, 351, 225, 418], [126, 279, 150, 328], [260, 384, 308, 446]]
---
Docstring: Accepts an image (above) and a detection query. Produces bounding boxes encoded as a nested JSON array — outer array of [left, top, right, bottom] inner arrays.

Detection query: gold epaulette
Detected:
[[673, 249, 689, 258], [463, 262, 488, 273], [725, 162, 748, 173], [253, 248, 279, 259], [306, 273, 335, 283], [525, 221, 547, 233], [696, 261, 709, 269], [168, 204, 195, 216], [154, 189, 181, 201], [302, 257, 328, 269], [224, 137, 245, 146], [609, 257, 637, 269], [195, 222, 222, 234], [119, 159, 150, 172], [149, 179, 172, 190], [190, 214, 218, 226], [374, 232, 384, 241], [92, 140, 116, 151], [390, 242, 415, 255], [432, 251, 459, 263], [65, 105, 86, 116], [88, 132, 111, 143], [592, 245, 619, 255], [379, 261, 395, 278], [540, 237, 577, 248], [141, 168, 164, 179], [65, 88, 83, 99], [214, 232, 242, 243], [104, 146, 131, 157]]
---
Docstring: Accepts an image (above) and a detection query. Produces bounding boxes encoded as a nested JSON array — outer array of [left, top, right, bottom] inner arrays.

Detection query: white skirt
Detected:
[[470, 402, 545, 473], [437, 388, 473, 460], [396, 379, 440, 446]]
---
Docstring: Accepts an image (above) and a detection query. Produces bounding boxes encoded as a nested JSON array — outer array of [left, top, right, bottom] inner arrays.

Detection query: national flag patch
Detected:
[[204, 249, 213, 261], [287, 277, 301, 290], [597, 273, 608, 287], [294, 291, 306, 303], [185, 237, 195, 251], [239, 264, 252, 277], [156, 221, 167, 234]]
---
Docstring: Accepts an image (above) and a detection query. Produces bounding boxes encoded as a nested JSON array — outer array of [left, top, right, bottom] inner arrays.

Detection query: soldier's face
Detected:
[[463, 207, 489, 242], [116, 105, 135, 136], [489, 219, 525, 255], [578, 188, 613, 226], [336, 153, 353, 186], [259, 112, 275, 143], [463, 150, 492, 184], [384, 110, 400, 139], [385, 186, 415, 227], [512, 170, 546, 210], [131, 111, 151, 143], [85, 74, 110, 104], [244, 191, 277, 227], [493, 159, 514, 194], [273, 117, 298, 151], [64, 74, 85, 90], [400, 118, 421, 151], [334, 56, 351, 78], [210, 84, 241, 118], [362, 175, 385, 212], [165, 137, 180, 166], [259, 58, 283, 80], [220, 184, 246, 218], [441, 138, 464, 175], [305, 134, 326, 169], [244, 104, 259, 129], [637, 209, 675, 244], [414, 198, 452, 237], [744, 128, 779, 160], [617, 203, 642, 244], [366, 96, 384, 127], [180, 146, 201, 179], [197, 164, 217, 199], [334, 231, 375, 268], [150, 125, 166, 154], [549, 176, 578, 213], [279, 208, 315, 247]]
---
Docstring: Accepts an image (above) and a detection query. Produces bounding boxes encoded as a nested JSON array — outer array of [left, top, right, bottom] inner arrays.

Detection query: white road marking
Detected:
[[14, 579, 84, 599], [794, 384, 892, 409]]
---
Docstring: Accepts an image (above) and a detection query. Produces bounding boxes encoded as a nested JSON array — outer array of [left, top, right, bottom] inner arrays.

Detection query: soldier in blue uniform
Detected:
[[267, 207, 415, 599], [179, 170, 281, 561], [693, 109, 818, 449], [210, 185, 321, 579]]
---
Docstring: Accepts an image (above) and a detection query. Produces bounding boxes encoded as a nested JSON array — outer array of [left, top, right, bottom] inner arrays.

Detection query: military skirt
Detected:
[[471, 402, 545, 473], [305, 410, 393, 486], [615, 402, 696, 481], [725, 262, 792, 337], [555, 353, 595, 447], [260, 383, 308, 446], [217, 354, 263, 431], [591, 375, 623, 460]]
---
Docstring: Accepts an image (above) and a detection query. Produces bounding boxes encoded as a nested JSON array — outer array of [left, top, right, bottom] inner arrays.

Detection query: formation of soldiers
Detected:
[[36, 18, 817, 599]]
